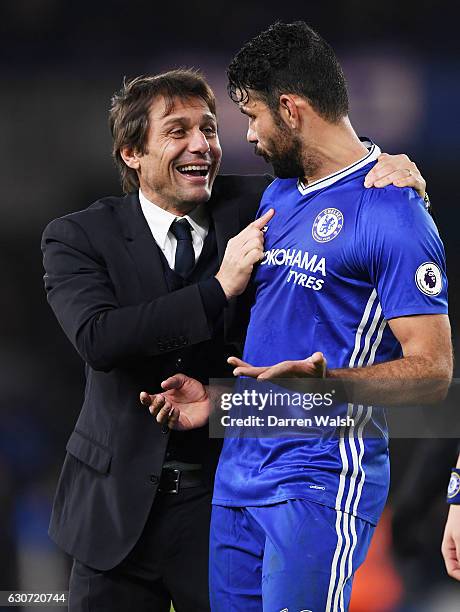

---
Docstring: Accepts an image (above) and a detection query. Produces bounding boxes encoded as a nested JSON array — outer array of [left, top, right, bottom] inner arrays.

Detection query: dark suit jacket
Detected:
[[41, 174, 271, 571]]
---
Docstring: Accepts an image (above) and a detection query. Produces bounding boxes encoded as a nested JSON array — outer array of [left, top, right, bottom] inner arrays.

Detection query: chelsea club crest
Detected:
[[312, 208, 344, 243]]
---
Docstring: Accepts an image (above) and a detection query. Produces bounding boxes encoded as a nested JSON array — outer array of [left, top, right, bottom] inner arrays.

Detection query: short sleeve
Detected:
[[357, 186, 448, 320]]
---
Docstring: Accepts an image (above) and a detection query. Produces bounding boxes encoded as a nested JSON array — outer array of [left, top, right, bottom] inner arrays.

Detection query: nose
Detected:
[[189, 128, 210, 154], [247, 125, 257, 144]]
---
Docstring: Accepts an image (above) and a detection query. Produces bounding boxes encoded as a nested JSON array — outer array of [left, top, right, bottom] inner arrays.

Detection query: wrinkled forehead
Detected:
[[149, 94, 216, 122]]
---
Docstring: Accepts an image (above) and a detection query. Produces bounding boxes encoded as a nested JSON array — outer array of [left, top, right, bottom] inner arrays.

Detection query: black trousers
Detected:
[[69, 485, 212, 612]]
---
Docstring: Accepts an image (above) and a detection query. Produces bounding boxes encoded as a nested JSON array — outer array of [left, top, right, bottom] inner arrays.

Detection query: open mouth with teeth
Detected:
[[176, 164, 210, 178]]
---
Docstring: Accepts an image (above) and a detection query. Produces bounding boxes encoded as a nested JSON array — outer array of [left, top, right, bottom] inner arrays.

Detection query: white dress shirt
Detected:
[[139, 190, 209, 270]]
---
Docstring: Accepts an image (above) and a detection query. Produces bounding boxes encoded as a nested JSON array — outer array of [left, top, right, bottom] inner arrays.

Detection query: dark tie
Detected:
[[170, 218, 195, 278]]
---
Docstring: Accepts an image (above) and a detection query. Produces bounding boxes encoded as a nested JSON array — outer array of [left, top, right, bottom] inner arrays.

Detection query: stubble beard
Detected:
[[260, 123, 320, 181]]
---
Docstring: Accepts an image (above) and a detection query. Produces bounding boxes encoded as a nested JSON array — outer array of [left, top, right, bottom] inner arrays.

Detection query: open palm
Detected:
[[140, 374, 211, 430], [228, 352, 327, 380]]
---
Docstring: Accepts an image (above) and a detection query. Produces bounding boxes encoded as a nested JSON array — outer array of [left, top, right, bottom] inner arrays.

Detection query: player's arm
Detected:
[[326, 313, 452, 403], [327, 185, 453, 403], [442, 453, 460, 581], [364, 152, 426, 198], [229, 315, 452, 405]]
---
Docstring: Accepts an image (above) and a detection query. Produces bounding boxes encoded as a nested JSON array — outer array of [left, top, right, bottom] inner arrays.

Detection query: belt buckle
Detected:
[[161, 468, 181, 494], [169, 468, 181, 494]]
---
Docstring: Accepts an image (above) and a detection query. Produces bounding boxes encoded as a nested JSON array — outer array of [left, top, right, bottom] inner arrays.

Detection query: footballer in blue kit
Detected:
[[211, 144, 447, 611], [213, 141, 447, 519], [143, 21, 453, 612]]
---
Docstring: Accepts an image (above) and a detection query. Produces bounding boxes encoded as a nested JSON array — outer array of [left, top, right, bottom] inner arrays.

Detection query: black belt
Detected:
[[158, 467, 204, 494]]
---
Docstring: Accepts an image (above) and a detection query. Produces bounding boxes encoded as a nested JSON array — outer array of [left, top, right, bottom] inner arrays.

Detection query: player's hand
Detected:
[[215, 208, 274, 299], [228, 352, 327, 380], [364, 153, 426, 198], [140, 374, 211, 431], [442, 505, 460, 581]]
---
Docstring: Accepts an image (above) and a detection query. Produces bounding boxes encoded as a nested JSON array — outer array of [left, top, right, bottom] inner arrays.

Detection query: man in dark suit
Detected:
[[41, 69, 427, 611]]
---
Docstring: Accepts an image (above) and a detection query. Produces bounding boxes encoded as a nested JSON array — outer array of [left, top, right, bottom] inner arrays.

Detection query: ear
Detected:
[[278, 94, 301, 129], [120, 145, 142, 170]]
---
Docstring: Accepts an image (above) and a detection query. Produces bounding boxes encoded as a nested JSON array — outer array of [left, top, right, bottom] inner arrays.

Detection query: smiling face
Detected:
[[241, 95, 305, 179], [130, 95, 222, 214]]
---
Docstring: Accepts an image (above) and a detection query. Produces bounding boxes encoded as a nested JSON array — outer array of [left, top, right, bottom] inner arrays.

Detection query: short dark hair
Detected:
[[109, 69, 217, 193], [227, 21, 349, 123]]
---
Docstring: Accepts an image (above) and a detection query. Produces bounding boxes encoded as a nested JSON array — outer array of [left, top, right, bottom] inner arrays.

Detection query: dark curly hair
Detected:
[[227, 21, 348, 123]]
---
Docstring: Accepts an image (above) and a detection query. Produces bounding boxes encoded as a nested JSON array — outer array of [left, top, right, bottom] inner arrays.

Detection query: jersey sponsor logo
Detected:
[[261, 248, 326, 275], [287, 270, 324, 291], [415, 262, 442, 296], [448, 472, 460, 499], [261, 247, 326, 291], [312, 208, 344, 243]]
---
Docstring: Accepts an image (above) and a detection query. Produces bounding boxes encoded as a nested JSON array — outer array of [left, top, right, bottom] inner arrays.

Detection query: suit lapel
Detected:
[[116, 193, 168, 300], [210, 195, 241, 264], [117, 188, 244, 339], [207, 183, 242, 337]]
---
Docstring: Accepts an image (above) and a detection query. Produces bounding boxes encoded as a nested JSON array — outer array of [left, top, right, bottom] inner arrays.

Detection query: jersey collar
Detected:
[[297, 139, 381, 196]]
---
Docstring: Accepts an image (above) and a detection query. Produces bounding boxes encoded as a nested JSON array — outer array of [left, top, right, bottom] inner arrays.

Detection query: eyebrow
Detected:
[[161, 113, 217, 128]]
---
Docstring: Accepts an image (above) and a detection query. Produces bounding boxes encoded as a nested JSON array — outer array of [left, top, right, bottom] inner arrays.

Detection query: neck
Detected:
[[302, 117, 369, 184], [139, 185, 195, 217]]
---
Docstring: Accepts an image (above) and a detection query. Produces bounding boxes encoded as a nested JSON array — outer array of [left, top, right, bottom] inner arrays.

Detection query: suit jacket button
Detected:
[[175, 357, 183, 369], [149, 474, 159, 484]]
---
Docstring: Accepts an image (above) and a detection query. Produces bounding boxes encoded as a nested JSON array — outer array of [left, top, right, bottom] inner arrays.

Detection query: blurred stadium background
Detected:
[[1, 1, 459, 610]]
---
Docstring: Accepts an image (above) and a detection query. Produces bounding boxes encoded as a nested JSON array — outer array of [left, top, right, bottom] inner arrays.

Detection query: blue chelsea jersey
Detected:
[[213, 143, 448, 525]]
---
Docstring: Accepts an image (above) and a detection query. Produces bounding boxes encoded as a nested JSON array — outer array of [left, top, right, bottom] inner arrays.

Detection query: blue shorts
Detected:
[[210, 500, 374, 612]]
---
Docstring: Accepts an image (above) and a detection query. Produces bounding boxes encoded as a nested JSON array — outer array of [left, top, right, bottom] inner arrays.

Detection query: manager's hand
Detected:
[[228, 352, 327, 380], [140, 374, 210, 431], [364, 152, 426, 198], [442, 505, 460, 581], [215, 208, 274, 299]]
